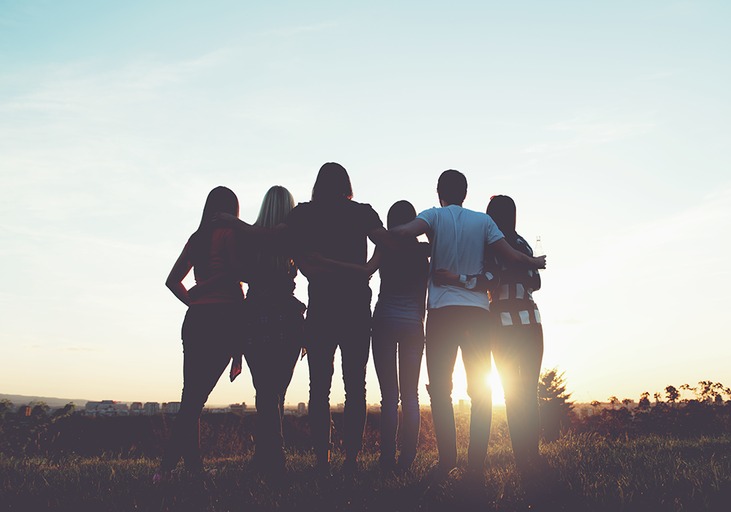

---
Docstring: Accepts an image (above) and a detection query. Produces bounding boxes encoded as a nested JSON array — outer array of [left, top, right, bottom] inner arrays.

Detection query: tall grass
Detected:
[[2, 430, 731, 511]]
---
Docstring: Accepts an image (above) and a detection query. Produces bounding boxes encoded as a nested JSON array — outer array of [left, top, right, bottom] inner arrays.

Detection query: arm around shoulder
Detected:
[[389, 218, 429, 238]]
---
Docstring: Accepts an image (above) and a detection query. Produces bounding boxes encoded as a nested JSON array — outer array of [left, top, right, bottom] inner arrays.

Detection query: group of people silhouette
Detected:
[[157, 162, 546, 485]]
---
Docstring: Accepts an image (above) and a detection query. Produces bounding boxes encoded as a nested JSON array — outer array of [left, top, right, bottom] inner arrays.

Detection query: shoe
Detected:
[[464, 465, 485, 487], [379, 457, 397, 476], [342, 457, 359, 476], [316, 460, 332, 479], [396, 455, 415, 474], [424, 461, 458, 486]]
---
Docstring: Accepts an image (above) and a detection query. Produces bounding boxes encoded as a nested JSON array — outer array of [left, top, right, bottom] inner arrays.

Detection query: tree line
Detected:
[[3, 373, 731, 458]]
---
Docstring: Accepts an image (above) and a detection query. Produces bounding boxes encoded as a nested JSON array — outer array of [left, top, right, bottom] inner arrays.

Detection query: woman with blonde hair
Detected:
[[242, 185, 306, 476]]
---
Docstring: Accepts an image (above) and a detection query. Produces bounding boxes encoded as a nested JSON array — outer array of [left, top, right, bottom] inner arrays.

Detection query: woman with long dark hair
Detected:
[[486, 194, 543, 476], [284, 162, 390, 475], [371, 201, 429, 472], [156, 186, 245, 481]]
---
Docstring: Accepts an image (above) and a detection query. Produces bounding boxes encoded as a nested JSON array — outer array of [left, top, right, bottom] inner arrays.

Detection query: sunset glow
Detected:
[[1, 1, 730, 409], [449, 353, 506, 406]]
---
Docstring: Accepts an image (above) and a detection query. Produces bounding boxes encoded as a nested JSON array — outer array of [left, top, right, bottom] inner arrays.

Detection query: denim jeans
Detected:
[[372, 296, 425, 469], [491, 321, 543, 471], [425, 306, 492, 470]]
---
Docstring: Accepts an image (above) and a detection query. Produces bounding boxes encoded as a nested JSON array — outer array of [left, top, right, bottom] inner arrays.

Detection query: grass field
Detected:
[[2, 432, 731, 512]]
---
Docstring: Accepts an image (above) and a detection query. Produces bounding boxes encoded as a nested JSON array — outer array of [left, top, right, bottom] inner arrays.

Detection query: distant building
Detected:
[[297, 402, 307, 415], [163, 402, 181, 414], [207, 406, 231, 414], [144, 402, 160, 416], [85, 400, 129, 417], [230, 403, 245, 416], [130, 402, 143, 416]]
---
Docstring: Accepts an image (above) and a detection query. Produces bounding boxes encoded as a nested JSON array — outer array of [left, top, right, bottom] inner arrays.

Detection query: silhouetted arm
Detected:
[[389, 218, 429, 238], [165, 244, 193, 306], [490, 238, 546, 269], [432, 269, 496, 293], [308, 249, 382, 276]]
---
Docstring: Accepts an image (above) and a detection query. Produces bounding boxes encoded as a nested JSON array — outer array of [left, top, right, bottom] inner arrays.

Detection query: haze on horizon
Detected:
[[1, 1, 730, 408]]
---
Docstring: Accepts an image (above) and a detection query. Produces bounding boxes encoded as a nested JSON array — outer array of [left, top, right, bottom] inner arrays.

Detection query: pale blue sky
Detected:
[[1, 1, 730, 406]]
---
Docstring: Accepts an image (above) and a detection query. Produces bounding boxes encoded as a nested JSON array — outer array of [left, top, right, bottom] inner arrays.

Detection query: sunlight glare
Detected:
[[450, 351, 506, 406]]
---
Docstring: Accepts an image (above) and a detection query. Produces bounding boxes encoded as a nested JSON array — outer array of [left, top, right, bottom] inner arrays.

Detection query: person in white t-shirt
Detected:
[[390, 170, 545, 478]]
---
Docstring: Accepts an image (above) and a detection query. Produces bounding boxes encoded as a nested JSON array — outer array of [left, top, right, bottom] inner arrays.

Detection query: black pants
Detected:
[[305, 297, 371, 462], [244, 339, 300, 468], [161, 303, 242, 472], [425, 306, 492, 470]]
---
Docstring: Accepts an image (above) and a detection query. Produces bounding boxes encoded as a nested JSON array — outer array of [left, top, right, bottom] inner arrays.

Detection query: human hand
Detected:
[[433, 268, 459, 286], [188, 285, 201, 301], [533, 255, 547, 269]]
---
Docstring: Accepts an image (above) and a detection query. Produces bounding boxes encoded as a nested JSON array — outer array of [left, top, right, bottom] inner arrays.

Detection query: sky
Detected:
[[1, 0, 730, 408]]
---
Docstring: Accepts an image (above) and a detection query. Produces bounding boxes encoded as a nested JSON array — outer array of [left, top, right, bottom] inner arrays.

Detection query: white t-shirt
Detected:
[[417, 205, 504, 310]]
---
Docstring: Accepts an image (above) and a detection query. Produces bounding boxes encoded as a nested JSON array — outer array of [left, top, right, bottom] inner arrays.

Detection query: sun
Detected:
[[450, 351, 506, 406]]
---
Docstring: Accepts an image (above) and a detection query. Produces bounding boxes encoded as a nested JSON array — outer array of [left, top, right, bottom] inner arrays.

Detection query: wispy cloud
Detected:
[[523, 116, 655, 155], [0, 47, 233, 116]]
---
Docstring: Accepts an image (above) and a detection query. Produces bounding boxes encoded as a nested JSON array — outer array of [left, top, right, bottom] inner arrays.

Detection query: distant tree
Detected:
[[590, 400, 601, 410], [653, 392, 662, 404], [30, 401, 49, 418], [679, 383, 694, 402], [665, 386, 679, 404], [608, 396, 620, 409], [0, 399, 12, 419], [52, 403, 75, 420], [693, 381, 728, 404], [538, 368, 574, 441], [638, 392, 651, 411], [622, 398, 634, 409]]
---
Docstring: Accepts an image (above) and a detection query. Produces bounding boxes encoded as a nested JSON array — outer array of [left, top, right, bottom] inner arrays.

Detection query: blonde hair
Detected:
[[255, 185, 295, 271], [255, 185, 295, 228]]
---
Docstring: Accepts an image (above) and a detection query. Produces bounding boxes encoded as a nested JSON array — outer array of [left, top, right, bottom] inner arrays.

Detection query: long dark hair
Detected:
[[311, 162, 353, 202], [487, 195, 518, 248], [387, 200, 417, 230], [189, 186, 239, 265]]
